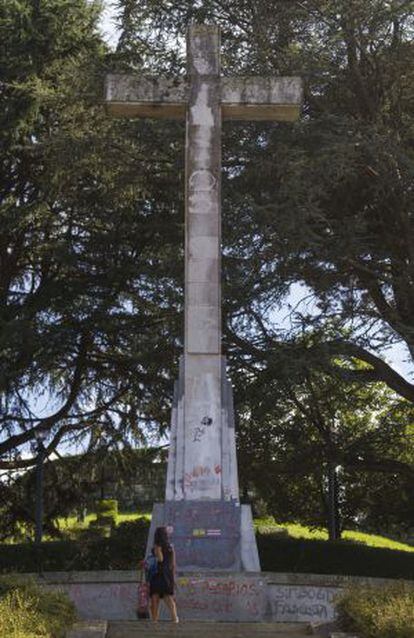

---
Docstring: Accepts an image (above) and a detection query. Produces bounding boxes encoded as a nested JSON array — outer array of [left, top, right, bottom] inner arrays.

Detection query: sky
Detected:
[[100, 1, 121, 48]]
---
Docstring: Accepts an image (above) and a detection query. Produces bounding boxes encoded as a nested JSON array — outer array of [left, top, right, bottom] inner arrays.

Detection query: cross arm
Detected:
[[105, 74, 188, 119], [105, 74, 303, 122], [221, 77, 303, 122]]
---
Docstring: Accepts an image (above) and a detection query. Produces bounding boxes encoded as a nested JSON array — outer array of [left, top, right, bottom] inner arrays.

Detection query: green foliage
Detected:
[[336, 583, 414, 638], [95, 499, 118, 517], [86, 521, 112, 539], [254, 519, 414, 552], [0, 519, 413, 580], [0, 518, 150, 572], [0, 450, 164, 541], [0, 576, 76, 638], [256, 533, 414, 580], [0, 589, 48, 638], [0, 0, 183, 468], [116, 3, 414, 536], [1, 0, 413, 548], [239, 369, 414, 535], [91, 499, 119, 533], [56, 512, 152, 541]]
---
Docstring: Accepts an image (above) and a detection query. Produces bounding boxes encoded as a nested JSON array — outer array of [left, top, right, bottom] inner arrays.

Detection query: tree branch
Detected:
[[322, 340, 414, 403], [0, 331, 91, 456]]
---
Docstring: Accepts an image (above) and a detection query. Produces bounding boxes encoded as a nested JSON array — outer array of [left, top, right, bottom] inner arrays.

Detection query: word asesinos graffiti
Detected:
[[177, 577, 264, 617]]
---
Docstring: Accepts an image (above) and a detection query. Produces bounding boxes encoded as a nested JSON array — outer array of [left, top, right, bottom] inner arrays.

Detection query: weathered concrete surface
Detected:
[[105, 75, 303, 121], [183, 27, 224, 503], [36, 570, 402, 624], [66, 621, 107, 638], [105, 24, 303, 512], [166, 357, 241, 504], [105, 75, 187, 118], [241, 505, 261, 571], [106, 621, 310, 637], [159, 357, 258, 571], [267, 583, 341, 624], [221, 76, 302, 121]]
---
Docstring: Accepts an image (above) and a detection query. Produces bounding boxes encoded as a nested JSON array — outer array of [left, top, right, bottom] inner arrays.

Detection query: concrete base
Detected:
[[34, 570, 397, 624]]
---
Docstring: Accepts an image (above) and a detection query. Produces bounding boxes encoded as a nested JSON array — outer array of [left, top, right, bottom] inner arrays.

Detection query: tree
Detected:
[[0, 0, 184, 469], [222, 0, 414, 406], [4, 0, 413, 539], [108, 1, 414, 532], [0, 446, 166, 540], [235, 355, 414, 536], [112, 1, 414, 405]]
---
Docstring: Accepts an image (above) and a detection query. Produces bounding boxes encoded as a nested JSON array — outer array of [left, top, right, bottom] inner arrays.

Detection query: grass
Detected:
[[336, 582, 414, 637], [0, 576, 76, 638], [13, 511, 414, 554], [254, 518, 414, 553], [55, 512, 151, 539]]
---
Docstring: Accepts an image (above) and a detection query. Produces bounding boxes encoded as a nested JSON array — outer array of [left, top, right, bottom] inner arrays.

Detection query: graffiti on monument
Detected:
[[175, 576, 265, 620], [164, 501, 241, 569], [270, 585, 340, 622], [192, 415, 213, 443], [184, 463, 222, 493]]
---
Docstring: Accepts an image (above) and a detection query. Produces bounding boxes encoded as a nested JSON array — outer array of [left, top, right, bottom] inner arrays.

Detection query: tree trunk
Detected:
[[327, 460, 341, 540]]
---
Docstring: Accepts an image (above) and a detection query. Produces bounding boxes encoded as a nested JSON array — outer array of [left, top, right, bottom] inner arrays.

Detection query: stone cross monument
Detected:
[[106, 25, 302, 572]]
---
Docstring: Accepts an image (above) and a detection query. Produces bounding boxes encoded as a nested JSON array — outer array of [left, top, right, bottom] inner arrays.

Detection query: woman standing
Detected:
[[149, 526, 178, 623]]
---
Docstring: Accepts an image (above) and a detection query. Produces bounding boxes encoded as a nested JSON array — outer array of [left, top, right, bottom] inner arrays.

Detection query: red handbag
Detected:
[[136, 569, 150, 619]]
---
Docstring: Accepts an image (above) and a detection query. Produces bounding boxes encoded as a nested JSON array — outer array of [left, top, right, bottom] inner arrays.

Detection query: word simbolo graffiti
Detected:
[[272, 586, 338, 603]]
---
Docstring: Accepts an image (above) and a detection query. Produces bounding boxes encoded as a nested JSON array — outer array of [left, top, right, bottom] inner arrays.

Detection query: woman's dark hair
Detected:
[[154, 526, 170, 550]]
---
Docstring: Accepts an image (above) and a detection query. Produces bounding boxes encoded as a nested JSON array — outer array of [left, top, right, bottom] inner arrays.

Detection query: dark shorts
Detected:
[[149, 573, 174, 598]]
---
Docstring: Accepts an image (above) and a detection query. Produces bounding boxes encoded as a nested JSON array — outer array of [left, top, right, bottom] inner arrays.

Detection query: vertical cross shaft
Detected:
[[185, 25, 221, 356], [105, 25, 303, 508], [105, 23, 302, 572], [183, 26, 223, 500]]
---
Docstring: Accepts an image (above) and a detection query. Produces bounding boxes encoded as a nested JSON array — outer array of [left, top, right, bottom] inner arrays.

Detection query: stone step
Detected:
[[106, 621, 310, 638], [67, 621, 108, 637]]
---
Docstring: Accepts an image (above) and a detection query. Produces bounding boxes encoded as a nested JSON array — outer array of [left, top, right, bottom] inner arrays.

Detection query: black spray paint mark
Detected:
[[192, 416, 213, 442]]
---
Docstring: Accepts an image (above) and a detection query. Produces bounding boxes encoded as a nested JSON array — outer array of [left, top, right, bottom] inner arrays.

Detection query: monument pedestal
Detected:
[[106, 22, 302, 588], [148, 501, 259, 572], [146, 356, 260, 573]]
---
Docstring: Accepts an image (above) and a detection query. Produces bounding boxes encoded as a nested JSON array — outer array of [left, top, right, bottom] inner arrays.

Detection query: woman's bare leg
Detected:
[[163, 595, 178, 622], [150, 594, 160, 621]]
